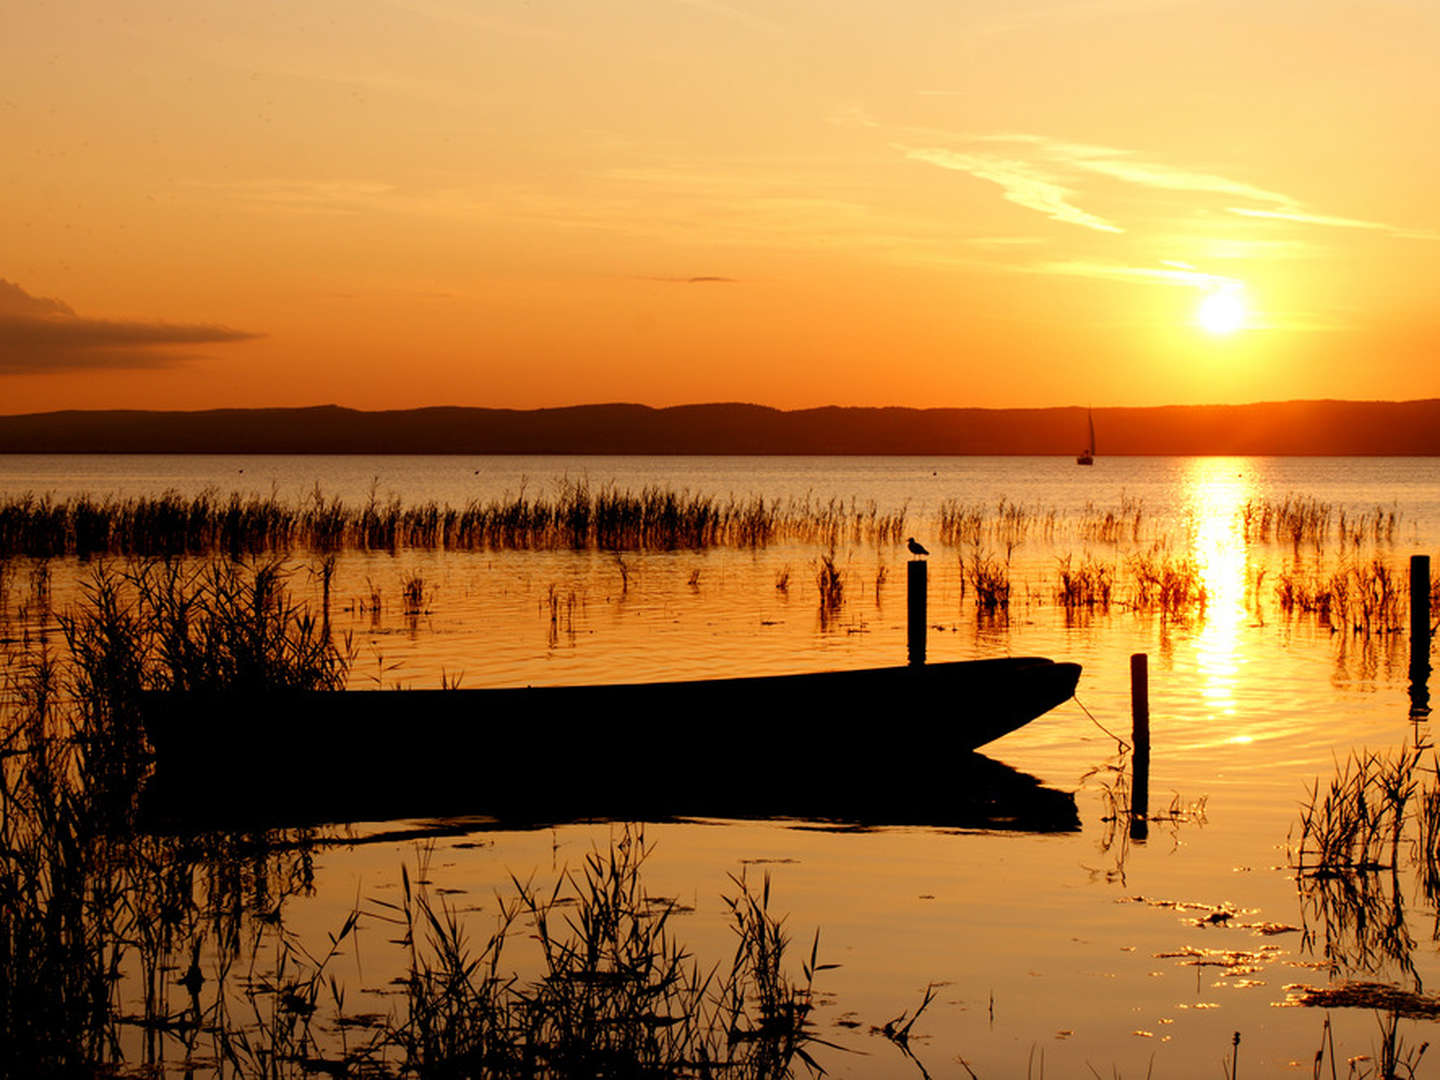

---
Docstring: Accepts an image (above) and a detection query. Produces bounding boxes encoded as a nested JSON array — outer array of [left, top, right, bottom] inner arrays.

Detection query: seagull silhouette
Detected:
[[906, 537, 929, 558]]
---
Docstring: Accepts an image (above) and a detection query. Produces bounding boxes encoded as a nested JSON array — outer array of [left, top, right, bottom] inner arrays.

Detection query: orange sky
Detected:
[[3, 0, 1437, 413]]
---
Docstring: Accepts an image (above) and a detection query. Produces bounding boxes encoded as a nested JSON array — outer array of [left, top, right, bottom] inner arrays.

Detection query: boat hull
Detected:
[[140, 656, 1080, 828]]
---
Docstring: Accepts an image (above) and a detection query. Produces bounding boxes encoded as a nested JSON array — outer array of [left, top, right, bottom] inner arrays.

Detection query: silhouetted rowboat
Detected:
[[140, 656, 1080, 827]]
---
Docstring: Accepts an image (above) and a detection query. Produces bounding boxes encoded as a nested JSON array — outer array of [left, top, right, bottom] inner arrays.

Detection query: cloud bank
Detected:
[[0, 280, 259, 374]]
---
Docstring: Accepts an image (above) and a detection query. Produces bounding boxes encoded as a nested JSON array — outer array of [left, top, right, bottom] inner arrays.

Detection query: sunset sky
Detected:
[[3, 0, 1437, 413]]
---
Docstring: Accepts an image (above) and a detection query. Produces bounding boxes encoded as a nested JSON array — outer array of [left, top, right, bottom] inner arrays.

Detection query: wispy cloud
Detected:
[[900, 132, 1432, 241], [0, 279, 259, 374], [1036, 261, 1241, 289], [977, 134, 1295, 204], [966, 236, 1045, 246], [1154, 235, 1320, 261], [1225, 206, 1396, 231], [1070, 159, 1286, 205], [900, 146, 1123, 233], [827, 105, 880, 129]]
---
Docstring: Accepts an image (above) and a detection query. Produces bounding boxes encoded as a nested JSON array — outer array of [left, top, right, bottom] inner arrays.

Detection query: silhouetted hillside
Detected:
[[1, 400, 1439, 455]]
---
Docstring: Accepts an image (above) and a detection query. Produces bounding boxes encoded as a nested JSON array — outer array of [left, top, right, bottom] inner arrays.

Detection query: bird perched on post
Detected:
[[906, 537, 929, 559]]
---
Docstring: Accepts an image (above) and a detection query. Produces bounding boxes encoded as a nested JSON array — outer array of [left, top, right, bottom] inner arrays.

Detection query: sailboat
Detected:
[[1076, 408, 1095, 466]]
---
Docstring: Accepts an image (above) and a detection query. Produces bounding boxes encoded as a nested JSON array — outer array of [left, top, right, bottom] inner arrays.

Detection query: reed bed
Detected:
[[992, 498, 1043, 546], [1274, 559, 1406, 636], [1290, 746, 1440, 985], [0, 484, 925, 558], [57, 560, 350, 699], [0, 649, 124, 1075], [962, 548, 1012, 612], [1339, 505, 1401, 548], [0, 559, 348, 725], [816, 552, 844, 615], [382, 830, 828, 1078], [1243, 495, 1399, 549], [1294, 746, 1422, 876], [1054, 554, 1114, 612], [0, 561, 350, 1076], [937, 499, 985, 547], [0, 485, 1407, 574], [0, 564, 836, 1076], [1126, 549, 1207, 617], [1242, 494, 1332, 547], [1078, 495, 1144, 545], [1, 668, 832, 1080], [401, 571, 429, 616], [938, 498, 1057, 550], [1273, 566, 1345, 622], [1301, 1014, 1428, 1080]]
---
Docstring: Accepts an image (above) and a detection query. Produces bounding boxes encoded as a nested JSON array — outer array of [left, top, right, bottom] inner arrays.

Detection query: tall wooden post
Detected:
[[907, 560, 927, 666], [1130, 652, 1150, 841], [1412, 555, 1431, 674], [1411, 555, 1432, 717]]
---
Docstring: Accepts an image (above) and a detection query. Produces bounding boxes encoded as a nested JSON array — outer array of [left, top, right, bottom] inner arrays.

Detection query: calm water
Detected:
[[5, 454, 1440, 1076]]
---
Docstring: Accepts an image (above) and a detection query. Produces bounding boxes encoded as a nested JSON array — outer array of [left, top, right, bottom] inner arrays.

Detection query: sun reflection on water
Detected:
[[1183, 459, 1255, 720]]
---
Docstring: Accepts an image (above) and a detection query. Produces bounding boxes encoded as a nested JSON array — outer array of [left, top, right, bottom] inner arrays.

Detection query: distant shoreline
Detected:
[[2, 399, 1439, 456]]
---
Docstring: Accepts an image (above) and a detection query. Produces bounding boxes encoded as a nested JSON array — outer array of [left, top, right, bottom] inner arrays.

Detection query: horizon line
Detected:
[[5, 395, 1440, 420]]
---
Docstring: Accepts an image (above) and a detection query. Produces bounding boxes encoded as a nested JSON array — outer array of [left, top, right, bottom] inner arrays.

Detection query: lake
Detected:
[[2, 453, 1439, 1077]]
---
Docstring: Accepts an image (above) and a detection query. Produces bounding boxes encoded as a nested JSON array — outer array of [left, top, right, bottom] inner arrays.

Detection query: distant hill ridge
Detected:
[[2, 400, 1439, 455]]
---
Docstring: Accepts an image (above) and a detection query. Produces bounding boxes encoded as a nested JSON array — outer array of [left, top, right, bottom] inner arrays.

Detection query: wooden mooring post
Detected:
[[907, 560, 927, 666], [1412, 554, 1432, 718], [1130, 652, 1150, 841]]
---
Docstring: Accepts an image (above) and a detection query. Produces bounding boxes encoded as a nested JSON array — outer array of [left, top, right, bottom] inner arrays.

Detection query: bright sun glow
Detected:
[[1196, 288, 1247, 335]]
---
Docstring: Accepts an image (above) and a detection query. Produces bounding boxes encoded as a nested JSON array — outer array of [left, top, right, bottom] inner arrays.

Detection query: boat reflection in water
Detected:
[[142, 747, 1081, 834]]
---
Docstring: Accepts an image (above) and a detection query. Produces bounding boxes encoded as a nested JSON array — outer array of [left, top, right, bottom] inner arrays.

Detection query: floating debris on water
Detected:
[[1282, 981, 1440, 1018], [1250, 921, 1301, 936], [1119, 896, 1250, 916], [1118, 895, 1298, 937], [1197, 910, 1234, 926], [1155, 944, 1284, 975]]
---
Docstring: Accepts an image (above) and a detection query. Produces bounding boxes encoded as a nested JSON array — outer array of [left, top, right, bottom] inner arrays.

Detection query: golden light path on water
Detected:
[[1182, 458, 1253, 734]]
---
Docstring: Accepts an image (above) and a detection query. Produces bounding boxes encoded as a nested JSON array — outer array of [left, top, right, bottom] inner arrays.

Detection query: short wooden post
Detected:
[[907, 560, 927, 666], [1130, 652, 1150, 841], [1411, 555, 1432, 717]]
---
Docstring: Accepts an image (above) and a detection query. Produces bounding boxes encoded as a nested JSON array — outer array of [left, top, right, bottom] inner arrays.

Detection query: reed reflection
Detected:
[[1182, 458, 1254, 722]]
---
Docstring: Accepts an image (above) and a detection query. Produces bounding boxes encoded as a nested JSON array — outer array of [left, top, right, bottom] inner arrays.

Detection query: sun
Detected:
[[1196, 288, 1247, 335]]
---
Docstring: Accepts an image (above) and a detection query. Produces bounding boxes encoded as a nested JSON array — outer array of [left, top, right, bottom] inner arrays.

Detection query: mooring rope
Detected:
[[1073, 694, 1131, 752]]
